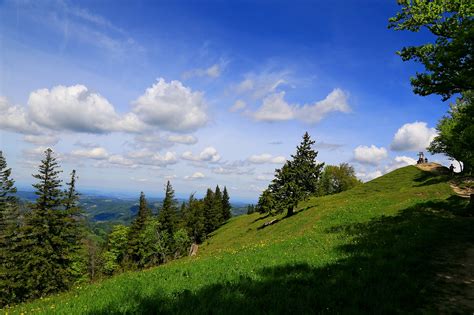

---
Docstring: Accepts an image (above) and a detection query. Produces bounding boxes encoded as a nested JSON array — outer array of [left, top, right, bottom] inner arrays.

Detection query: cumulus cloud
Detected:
[[353, 145, 388, 165], [390, 121, 437, 152], [0, 96, 42, 134], [108, 155, 136, 167], [294, 88, 350, 123], [252, 92, 294, 121], [27, 85, 143, 134], [249, 89, 350, 123], [247, 153, 286, 164], [132, 78, 208, 132], [230, 100, 247, 112], [182, 147, 221, 163], [70, 147, 109, 159], [184, 172, 205, 180]]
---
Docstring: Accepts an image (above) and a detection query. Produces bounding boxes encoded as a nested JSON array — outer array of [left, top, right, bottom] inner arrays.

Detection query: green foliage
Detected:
[[318, 163, 361, 196], [428, 91, 474, 173], [182, 194, 206, 243], [389, 0, 474, 100], [158, 181, 178, 236], [173, 228, 191, 258], [127, 192, 152, 266], [221, 186, 232, 221], [101, 225, 130, 275], [203, 188, 218, 233], [256, 189, 275, 214], [8, 166, 473, 314], [246, 204, 256, 215], [15, 149, 83, 301], [0, 151, 21, 306], [266, 132, 324, 216]]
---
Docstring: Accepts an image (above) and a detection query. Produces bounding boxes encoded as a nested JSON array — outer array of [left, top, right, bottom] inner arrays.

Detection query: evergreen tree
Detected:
[[127, 192, 152, 267], [203, 188, 218, 234], [269, 132, 324, 216], [61, 170, 85, 284], [221, 186, 232, 221], [182, 194, 206, 243], [213, 185, 223, 224], [158, 181, 178, 236], [256, 188, 275, 214], [0, 151, 21, 306], [21, 148, 75, 299]]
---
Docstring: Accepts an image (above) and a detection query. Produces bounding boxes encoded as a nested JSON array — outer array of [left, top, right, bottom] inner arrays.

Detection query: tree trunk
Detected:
[[287, 206, 294, 217]]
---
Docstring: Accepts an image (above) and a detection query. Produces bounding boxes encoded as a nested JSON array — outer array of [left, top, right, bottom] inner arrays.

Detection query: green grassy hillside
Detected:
[[5, 166, 473, 314]]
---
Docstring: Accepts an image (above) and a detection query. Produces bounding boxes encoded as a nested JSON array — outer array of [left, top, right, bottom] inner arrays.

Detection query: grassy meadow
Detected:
[[4, 166, 473, 314]]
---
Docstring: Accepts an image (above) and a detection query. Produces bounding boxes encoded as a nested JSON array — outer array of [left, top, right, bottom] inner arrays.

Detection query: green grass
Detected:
[[4, 166, 473, 314]]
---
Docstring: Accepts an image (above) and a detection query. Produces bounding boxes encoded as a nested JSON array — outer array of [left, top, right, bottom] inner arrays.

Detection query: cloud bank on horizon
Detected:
[[0, 1, 449, 200]]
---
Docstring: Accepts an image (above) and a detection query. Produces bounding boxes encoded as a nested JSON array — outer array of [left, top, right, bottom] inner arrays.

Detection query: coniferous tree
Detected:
[[158, 181, 178, 236], [61, 170, 85, 283], [203, 188, 217, 234], [268, 132, 324, 216], [182, 194, 206, 243], [127, 192, 151, 267], [0, 151, 21, 306], [21, 148, 75, 299], [213, 185, 223, 224], [221, 186, 232, 221]]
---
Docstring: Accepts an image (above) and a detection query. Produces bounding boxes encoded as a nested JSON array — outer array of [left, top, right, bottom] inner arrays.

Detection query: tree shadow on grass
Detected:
[[414, 170, 450, 187], [89, 197, 474, 314]]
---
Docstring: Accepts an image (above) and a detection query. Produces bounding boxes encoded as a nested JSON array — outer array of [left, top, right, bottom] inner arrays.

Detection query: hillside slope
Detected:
[[6, 166, 474, 314]]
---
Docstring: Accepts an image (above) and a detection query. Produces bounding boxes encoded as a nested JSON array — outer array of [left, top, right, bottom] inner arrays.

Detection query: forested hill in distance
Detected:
[[15, 190, 249, 225], [7, 165, 473, 314]]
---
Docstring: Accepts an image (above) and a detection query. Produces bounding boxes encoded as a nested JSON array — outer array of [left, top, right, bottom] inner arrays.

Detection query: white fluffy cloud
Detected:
[[0, 96, 42, 134], [235, 71, 289, 100], [252, 92, 294, 121], [184, 172, 205, 180], [353, 145, 388, 165], [390, 121, 437, 152], [132, 78, 208, 132], [250, 89, 350, 123], [182, 147, 221, 162], [294, 88, 350, 123], [71, 147, 109, 159], [28, 85, 144, 133], [247, 153, 286, 164]]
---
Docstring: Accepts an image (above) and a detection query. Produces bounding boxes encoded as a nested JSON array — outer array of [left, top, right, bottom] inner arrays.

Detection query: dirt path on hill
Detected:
[[417, 163, 474, 312]]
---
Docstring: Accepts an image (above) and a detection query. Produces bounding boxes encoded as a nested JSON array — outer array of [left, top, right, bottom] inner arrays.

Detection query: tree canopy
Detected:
[[389, 0, 474, 100], [428, 90, 474, 173]]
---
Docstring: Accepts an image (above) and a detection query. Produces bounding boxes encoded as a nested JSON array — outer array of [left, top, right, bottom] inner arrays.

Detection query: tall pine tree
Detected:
[[21, 148, 76, 299], [221, 186, 232, 221], [0, 151, 21, 306], [127, 192, 152, 266], [269, 132, 324, 216], [213, 185, 223, 224], [203, 188, 217, 234], [158, 181, 178, 236]]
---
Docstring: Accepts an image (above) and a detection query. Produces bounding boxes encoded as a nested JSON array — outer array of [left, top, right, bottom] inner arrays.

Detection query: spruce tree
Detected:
[[213, 185, 223, 224], [158, 181, 178, 236], [270, 132, 324, 216], [203, 188, 216, 233], [0, 151, 21, 306], [221, 186, 232, 221], [182, 193, 206, 243], [21, 148, 74, 299], [127, 192, 151, 266]]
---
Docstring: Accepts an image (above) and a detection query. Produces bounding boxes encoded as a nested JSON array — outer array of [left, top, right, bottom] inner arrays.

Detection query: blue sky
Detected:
[[0, 0, 450, 201]]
